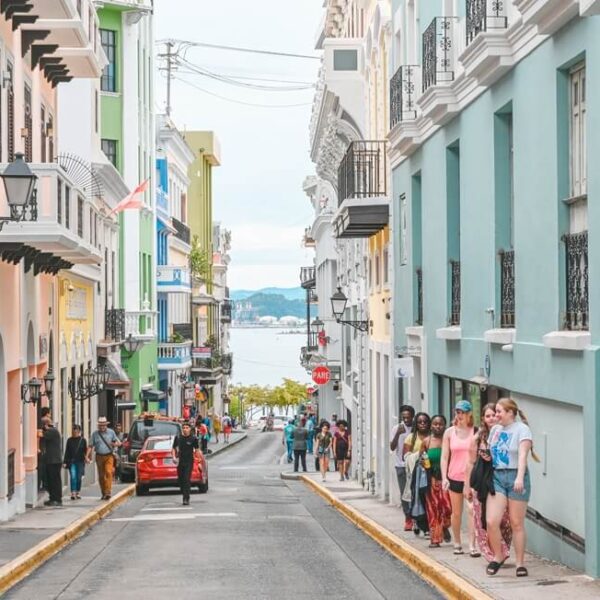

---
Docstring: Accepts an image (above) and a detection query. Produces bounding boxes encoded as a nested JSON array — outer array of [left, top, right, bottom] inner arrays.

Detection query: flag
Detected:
[[111, 179, 149, 214]]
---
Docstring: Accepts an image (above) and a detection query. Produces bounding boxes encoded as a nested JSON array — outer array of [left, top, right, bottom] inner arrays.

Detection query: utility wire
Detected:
[[173, 75, 312, 109], [157, 38, 320, 61]]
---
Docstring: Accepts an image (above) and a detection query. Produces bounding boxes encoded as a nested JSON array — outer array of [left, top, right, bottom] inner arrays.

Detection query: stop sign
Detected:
[[312, 366, 330, 385]]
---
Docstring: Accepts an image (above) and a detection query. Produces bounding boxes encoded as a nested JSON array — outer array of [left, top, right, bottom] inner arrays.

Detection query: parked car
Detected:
[[120, 414, 183, 482], [272, 416, 287, 431], [135, 435, 208, 496]]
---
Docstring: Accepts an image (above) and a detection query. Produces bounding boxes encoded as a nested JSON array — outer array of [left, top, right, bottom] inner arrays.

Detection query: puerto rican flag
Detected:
[[111, 179, 149, 214]]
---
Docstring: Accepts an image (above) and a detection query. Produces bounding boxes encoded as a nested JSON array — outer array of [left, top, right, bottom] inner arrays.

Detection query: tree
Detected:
[[190, 235, 212, 283]]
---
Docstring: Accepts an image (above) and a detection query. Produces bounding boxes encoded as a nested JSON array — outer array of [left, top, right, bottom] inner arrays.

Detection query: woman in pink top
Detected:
[[441, 400, 479, 556]]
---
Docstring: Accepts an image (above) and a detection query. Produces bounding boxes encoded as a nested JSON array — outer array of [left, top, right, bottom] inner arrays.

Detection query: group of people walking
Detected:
[[392, 398, 538, 578], [282, 412, 352, 482]]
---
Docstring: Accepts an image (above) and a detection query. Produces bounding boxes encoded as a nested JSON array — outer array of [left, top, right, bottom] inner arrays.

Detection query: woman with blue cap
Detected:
[[441, 399, 479, 557]]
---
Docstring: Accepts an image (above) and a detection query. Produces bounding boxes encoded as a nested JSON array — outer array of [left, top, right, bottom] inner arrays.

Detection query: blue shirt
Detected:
[[284, 424, 295, 442], [90, 428, 118, 455]]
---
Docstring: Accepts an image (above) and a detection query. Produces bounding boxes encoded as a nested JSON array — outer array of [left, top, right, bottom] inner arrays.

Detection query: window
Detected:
[[47, 116, 54, 162], [101, 139, 117, 167], [383, 246, 389, 285], [57, 179, 62, 225], [41, 107, 46, 162], [94, 90, 98, 132], [570, 64, 586, 198], [24, 84, 32, 162], [77, 196, 84, 238], [65, 186, 70, 229], [6, 62, 14, 162], [100, 29, 117, 92], [333, 49, 358, 71], [400, 193, 408, 265], [375, 253, 381, 288]]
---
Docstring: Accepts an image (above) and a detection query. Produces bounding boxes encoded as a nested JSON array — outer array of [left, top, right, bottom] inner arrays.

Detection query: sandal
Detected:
[[453, 545, 464, 555], [516, 566, 528, 577], [486, 561, 502, 576], [428, 542, 441, 548]]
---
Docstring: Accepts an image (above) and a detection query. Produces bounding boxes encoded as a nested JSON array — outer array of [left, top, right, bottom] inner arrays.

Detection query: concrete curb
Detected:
[[300, 475, 494, 600], [279, 471, 302, 481], [205, 432, 247, 460], [0, 484, 135, 596]]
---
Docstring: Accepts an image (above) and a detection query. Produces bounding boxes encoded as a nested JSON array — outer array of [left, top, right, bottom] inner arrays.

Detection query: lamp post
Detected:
[[121, 333, 143, 358], [0, 152, 38, 231], [21, 369, 54, 405], [68, 363, 111, 402], [330, 287, 369, 332]]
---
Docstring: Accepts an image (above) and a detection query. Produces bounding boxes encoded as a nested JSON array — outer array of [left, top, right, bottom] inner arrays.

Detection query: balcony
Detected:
[[500, 250, 515, 328], [104, 308, 125, 343], [416, 268, 423, 326], [158, 341, 192, 371], [172, 217, 191, 245], [333, 141, 389, 238], [466, 0, 508, 45], [221, 300, 232, 323], [221, 352, 233, 375], [0, 162, 102, 271], [300, 266, 316, 289], [390, 65, 419, 128], [513, 0, 579, 35], [563, 231, 588, 331], [157, 265, 191, 294], [191, 356, 223, 384], [450, 260, 461, 326], [124, 309, 156, 342]]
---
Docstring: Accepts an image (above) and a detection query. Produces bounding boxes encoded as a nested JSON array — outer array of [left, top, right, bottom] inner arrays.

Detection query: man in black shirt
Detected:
[[42, 421, 63, 506], [172, 422, 199, 505]]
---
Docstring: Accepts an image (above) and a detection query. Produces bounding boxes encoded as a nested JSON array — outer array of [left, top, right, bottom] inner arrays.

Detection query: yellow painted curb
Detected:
[[301, 476, 494, 600], [0, 484, 135, 596]]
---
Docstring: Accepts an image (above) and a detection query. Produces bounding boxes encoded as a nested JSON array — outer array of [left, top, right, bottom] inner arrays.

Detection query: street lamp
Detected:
[[121, 333, 143, 357], [330, 287, 369, 333], [0, 152, 38, 231], [310, 317, 324, 334], [22, 369, 54, 405]]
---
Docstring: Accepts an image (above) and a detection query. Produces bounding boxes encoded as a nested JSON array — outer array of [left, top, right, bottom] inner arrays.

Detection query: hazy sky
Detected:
[[154, 0, 322, 290]]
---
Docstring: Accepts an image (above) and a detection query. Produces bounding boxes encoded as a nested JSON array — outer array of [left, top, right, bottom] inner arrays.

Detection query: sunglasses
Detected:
[[455, 409, 465, 414]]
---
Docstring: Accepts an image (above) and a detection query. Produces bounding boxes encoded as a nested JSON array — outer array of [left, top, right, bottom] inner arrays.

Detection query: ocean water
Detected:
[[228, 327, 311, 387]]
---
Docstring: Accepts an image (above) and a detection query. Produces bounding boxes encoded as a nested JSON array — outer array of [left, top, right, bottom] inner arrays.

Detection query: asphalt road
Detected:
[[6, 431, 441, 600]]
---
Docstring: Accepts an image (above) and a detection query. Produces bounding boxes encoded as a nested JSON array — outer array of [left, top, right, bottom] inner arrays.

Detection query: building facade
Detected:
[[390, 0, 600, 577]]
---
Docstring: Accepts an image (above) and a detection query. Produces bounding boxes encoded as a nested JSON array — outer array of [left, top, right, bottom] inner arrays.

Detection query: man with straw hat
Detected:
[[87, 417, 121, 500]]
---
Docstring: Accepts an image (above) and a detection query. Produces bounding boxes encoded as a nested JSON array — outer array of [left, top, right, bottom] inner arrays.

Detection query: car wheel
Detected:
[[135, 485, 149, 496], [120, 470, 135, 483]]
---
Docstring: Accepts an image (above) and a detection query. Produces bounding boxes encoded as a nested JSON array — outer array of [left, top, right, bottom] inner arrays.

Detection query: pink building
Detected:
[[0, 0, 105, 520]]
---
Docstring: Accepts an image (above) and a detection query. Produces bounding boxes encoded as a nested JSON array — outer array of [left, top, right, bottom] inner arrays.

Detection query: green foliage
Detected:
[[170, 332, 184, 343], [190, 235, 211, 283], [229, 378, 307, 418]]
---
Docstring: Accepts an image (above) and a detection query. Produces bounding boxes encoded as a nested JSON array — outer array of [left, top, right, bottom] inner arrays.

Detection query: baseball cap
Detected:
[[455, 400, 472, 412]]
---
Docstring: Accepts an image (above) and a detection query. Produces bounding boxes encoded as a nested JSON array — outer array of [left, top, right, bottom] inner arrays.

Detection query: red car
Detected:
[[135, 435, 208, 496]]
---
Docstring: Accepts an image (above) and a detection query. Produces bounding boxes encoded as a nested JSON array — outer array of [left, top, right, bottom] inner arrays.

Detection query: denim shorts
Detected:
[[493, 469, 531, 502]]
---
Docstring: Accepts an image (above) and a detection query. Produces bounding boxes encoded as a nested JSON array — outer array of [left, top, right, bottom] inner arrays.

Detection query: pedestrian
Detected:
[[441, 400, 479, 557], [485, 398, 539, 577], [222, 413, 232, 443], [422, 415, 452, 547], [114, 422, 124, 481], [292, 417, 309, 472], [37, 407, 52, 492], [213, 413, 222, 443], [333, 420, 351, 481], [306, 414, 315, 454], [87, 417, 121, 500], [283, 419, 295, 463], [403, 412, 431, 535], [315, 422, 332, 481], [42, 419, 63, 506], [197, 419, 209, 454], [172, 421, 200, 506], [390, 405, 415, 530], [63, 424, 87, 500], [464, 403, 512, 564]]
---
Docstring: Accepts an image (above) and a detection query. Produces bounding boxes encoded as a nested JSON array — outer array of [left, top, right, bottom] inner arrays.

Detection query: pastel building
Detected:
[[390, 0, 600, 576], [156, 115, 194, 416], [0, 0, 105, 519]]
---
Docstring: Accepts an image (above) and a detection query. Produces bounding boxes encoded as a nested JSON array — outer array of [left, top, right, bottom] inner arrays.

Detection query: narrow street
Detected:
[[5, 432, 439, 600]]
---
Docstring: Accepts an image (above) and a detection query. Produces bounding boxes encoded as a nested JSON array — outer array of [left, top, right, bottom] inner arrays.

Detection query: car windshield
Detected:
[[146, 438, 174, 451], [131, 421, 180, 443]]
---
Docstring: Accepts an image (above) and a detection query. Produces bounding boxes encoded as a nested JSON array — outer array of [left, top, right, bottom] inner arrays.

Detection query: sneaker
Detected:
[[70, 494, 76, 501], [404, 518, 414, 531], [183, 498, 190, 506], [345, 473, 349, 480]]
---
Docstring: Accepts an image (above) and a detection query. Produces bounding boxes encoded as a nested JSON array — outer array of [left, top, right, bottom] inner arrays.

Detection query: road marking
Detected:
[[141, 506, 193, 511], [108, 512, 238, 522]]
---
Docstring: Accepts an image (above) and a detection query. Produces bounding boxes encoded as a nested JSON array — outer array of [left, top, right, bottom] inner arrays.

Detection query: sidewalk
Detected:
[[297, 472, 600, 600], [0, 431, 246, 594]]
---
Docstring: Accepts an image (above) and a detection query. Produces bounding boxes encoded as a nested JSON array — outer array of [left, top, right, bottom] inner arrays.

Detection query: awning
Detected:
[[104, 357, 131, 390], [141, 389, 166, 401]]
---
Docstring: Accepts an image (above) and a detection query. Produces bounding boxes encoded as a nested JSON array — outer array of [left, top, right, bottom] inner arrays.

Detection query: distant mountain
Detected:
[[233, 291, 315, 320], [230, 287, 305, 302]]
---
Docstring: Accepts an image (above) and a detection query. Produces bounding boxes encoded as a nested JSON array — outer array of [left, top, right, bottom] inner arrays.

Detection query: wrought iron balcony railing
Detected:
[[499, 250, 515, 328], [172, 217, 191, 245], [390, 65, 419, 128], [422, 17, 458, 92], [221, 300, 232, 323], [221, 352, 233, 375], [416, 268, 423, 326], [337, 141, 387, 206], [300, 266, 316, 289], [105, 308, 125, 342], [8, 448, 15, 500], [563, 231, 588, 331], [450, 260, 461, 326], [466, 0, 508, 46]]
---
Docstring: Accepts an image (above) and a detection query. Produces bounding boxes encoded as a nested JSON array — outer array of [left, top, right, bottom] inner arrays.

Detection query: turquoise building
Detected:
[[390, 0, 600, 576]]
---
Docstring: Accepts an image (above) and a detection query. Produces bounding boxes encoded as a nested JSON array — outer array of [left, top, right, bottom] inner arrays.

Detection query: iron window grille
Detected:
[[24, 84, 32, 162], [337, 140, 387, 206], [450, 260, 461, 326], [422, 17, 458, 92], [8, 448, 15, 500], [563, 231, 588, 331], [499, 250, 515, 328], [77, 196, 84, 238], [57, 178, 62, 225], [466, 0, 508, 46], [172, 217, 191, 245], [7, 62, 14, 162], [101, 139, 117, 168], [65, 186, 70, 229], [416, 268, 423, 326], [105, 308, 125, 342], [390, 65, 419, 128]]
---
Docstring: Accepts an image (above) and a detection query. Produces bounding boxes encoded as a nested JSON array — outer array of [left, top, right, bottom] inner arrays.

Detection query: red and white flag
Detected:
[[111, 179, 149, 214]]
